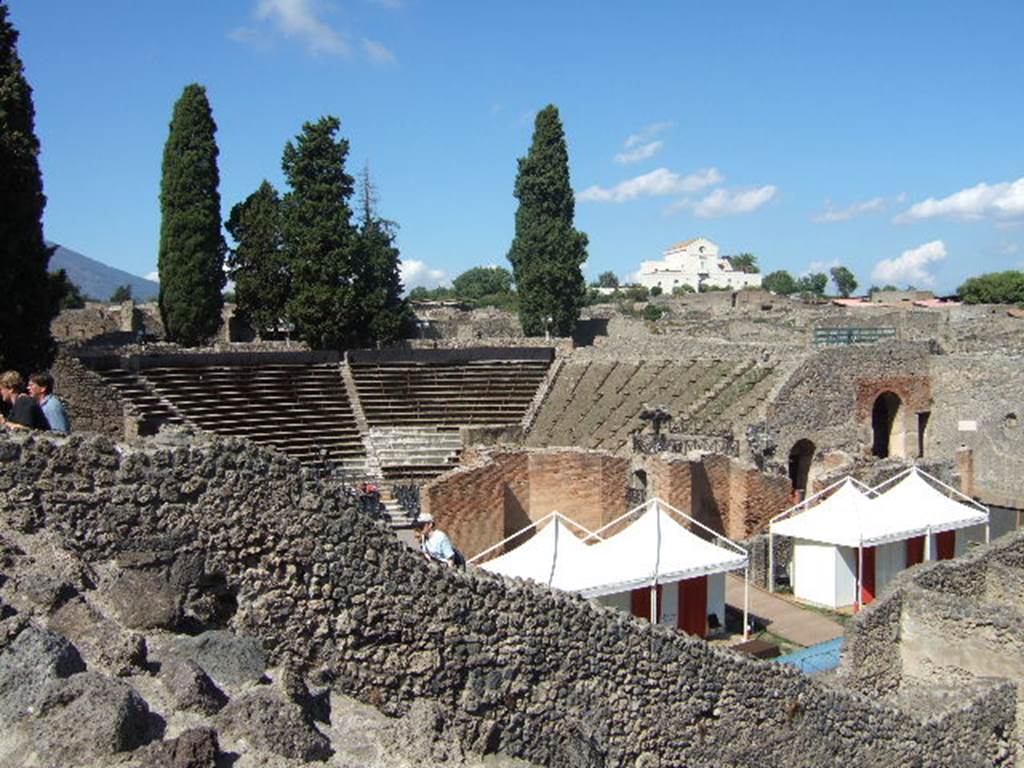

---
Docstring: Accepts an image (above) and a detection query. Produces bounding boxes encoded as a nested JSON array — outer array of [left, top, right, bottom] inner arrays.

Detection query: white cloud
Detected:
[[871, 240, 947, 286], [624, 121, 672, 149], [897, 178, 1024, 222], [401, 259, 449, 290], [614, 140, 663, 165], [237, 0, 351, 57], [145, 271, 160, 282], [692, 185, 777, 218], [578, 167, 723, 203], [368, 0, 404, 7], [361, 37, 396, 63], [813, 196, 888, 223]]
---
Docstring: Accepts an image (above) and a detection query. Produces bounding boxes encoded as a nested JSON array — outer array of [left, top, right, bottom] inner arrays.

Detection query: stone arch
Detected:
[[787, 439, 815, 497], [872, 391, 904, 458]]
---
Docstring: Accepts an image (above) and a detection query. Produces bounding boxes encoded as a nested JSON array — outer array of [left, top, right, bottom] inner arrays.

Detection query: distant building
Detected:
[[637, 237, 763, 292]]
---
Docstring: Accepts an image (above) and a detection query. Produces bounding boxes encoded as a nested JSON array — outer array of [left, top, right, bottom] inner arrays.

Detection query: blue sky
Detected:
[[10, 1, 1024, 294]]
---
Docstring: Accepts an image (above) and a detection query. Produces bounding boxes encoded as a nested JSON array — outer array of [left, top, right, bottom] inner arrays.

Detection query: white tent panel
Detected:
[[481, 517, 593, 592], [866, 470, 988, 546], [874, 540, 905, 596], [708, 571, 726, 628], [575, 502, 747, 598], [793, 540, 855, 608], [770, 479, 870, 548]]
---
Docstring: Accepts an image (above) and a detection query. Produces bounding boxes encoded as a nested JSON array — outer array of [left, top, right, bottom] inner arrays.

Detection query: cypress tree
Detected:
[[281, 116, 359, 349], [225, 180, 289, 335], [0, 3, 58, 371], [353, 166, 409, 345], [157, 83, 225, 346], [507, 105, 588, 336]]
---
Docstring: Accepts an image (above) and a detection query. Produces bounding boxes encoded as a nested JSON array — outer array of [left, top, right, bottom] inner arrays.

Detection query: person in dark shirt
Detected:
[[0, 371, 47, 430]]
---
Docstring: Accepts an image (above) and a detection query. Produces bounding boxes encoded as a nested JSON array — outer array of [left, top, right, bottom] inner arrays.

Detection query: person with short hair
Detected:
[[28, 372, 71, 434], [414, 512, 458, 567], [0, 371, 47, 431]]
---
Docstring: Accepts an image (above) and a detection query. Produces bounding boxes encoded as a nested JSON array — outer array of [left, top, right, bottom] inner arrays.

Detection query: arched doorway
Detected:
[[628, 469, 648, 505], [788, 439, 815, 497], [872, 392, 903, 458]]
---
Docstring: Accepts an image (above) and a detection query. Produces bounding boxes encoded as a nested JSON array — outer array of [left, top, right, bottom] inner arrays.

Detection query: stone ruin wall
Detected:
[[424, 448, 803, 558], [839, 530, 1024, 756], [0, 431, 1014, 767], [49, 352, 126, 439]]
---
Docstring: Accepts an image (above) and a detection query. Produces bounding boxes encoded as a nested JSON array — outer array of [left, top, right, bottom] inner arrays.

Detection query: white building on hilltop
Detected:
[[638, 237, 762, 292]]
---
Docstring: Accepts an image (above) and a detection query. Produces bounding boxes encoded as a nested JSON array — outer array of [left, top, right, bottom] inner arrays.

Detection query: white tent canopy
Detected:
[[574, 500, 748, 598], [477, 513, 595, 592], [770, 477, 872, 547], [473, 499, 750, 637], [770, 468, 988, 549]]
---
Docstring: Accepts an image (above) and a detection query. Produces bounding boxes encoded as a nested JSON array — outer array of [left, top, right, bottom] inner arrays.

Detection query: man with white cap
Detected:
[[415, 512, 457, 567]]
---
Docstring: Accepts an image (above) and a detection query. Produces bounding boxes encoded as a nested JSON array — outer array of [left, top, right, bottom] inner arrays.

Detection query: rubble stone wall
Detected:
[[0, 432, 1014, 767], [50, 353, 126, 438]]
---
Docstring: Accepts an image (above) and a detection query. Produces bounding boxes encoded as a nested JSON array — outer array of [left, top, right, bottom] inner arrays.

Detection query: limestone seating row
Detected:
[[96, 369, 183, 426]]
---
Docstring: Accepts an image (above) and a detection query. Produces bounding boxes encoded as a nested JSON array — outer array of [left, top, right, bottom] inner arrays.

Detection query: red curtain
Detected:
[[677, 576, 708, 637], [936, 530, 956, 560], [630, 585, 663, 622], [860, 546, 876, 606], [905, 536, 925, 567]]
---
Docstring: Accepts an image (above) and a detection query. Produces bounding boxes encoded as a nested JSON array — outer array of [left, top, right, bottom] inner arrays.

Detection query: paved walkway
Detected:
[[726, 574, 844, 647]]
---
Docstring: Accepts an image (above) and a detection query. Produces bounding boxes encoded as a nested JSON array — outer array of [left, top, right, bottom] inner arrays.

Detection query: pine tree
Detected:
[[507, 105, 588, 336], [157, 83, 225, 346], [281, 116, 359, 349], [225, 180, 289, 335], [353, 166, 409, 345], [0, 4, 58, 372]]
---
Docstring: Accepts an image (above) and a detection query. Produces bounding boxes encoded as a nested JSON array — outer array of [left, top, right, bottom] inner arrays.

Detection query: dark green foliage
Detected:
[[727, 253, 759, 274], [0, 5, 58, 372], [596, 271, 619, 288], [642, 304, 665, 321], [353, 167, 409, 345], [623, 284, 649, 301], [109, 284, 132, 302], [158, 83, 226, 345], [649, 285, 663, 297], [225, 180, 289, 333], [453, 266, 513, 299], [507, 105, 588, 336], [281, 116, 358, 349], [409, 285, 455, 302], [830, 265, 858, 298], [49, 269, 85, 310], [699, 283, 730, 293], [672, 284, 695, 295], [957, 271, 1024, 305], [796, 272, 828, 296], [762, 270, 798, 295]]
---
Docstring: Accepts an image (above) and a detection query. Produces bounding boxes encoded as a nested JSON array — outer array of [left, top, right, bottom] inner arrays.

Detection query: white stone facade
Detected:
[[638, 237, 762, 292]]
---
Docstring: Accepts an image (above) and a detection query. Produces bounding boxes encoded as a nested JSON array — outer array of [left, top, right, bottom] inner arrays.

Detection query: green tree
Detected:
[[281, 116, 359, 349], [109, 284, 132, 302], [958, 271, 1024, 305], [727, 252, 759, 273], [507, 105, 588, 336], [0, 5, 58, 372], [225, 180, 289, 334], [762, 270, 798, 295], [649, 285, 663, 297], [596, 270, 619, 289], [672, 284, 695, 295], [157, 83, 225, 345], [452, 266, 514, 301], [797, 272, 828, 296], [49, 269, 85, 310], [352, 166, 409, 345], [830, 265, 858, 298]]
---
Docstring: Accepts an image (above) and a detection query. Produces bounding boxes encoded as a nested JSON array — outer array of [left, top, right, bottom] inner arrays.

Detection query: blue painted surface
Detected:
[[775, 637, 844, 675]]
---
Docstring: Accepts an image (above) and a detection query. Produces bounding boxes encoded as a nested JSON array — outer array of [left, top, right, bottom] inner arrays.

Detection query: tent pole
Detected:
[[985, 521, 990, 544], [650, 584, 657, 625], [925, 526, 931, 560], [743, 564, 750, 640], [768, 533, 774, 593]]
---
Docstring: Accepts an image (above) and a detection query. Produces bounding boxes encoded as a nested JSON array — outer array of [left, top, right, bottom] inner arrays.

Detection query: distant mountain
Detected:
[[48, 243, 160, 302]]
